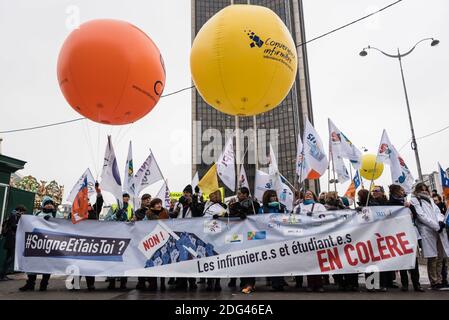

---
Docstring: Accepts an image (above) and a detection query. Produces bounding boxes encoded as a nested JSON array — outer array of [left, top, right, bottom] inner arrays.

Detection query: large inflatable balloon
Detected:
[[57, 19, 165, 125], [190, 5, 297, 116], [360, 154, 384, 180]]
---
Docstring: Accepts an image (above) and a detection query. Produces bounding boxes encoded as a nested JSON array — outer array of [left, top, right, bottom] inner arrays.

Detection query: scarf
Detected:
[[303, 199, 315, 205]]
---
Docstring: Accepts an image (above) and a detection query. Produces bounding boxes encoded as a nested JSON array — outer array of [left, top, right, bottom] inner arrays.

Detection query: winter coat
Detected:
[[146, 208, 170, 220], [293, 202, 327, 217], [410, 195, 449, 258]]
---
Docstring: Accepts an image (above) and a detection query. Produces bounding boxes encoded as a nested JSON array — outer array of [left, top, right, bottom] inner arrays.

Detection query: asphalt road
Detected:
[[1, 267, 449, 300]]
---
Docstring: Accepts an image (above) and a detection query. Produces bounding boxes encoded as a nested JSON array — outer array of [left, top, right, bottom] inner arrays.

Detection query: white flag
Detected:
[[191, 171, 199, 191], [67, 168, 96, 204], [123, 141, 136, 197], [328, 119, 362, 170], [100, 136, 123, 204], [254, 170, 271, 201], [134, 150, 164, 197], [268, 144, 282, 192], [376, 130, 414, 193], [278, 180, 294, 212], [303, 119, 328, 178], [238, 164, 250, 190], [296, 134, 310, 183], [156, 181, 171, 208], [216, 136, 235, 191]]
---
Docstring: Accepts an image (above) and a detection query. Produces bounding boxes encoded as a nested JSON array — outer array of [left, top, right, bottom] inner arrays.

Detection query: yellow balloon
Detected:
[[190, 4, 298, 116], [360, 154, 384, 180]]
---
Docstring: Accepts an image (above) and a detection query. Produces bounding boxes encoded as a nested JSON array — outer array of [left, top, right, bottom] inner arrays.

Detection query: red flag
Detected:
[[344, 181, 356, 200], [71, 177, 89, 224]]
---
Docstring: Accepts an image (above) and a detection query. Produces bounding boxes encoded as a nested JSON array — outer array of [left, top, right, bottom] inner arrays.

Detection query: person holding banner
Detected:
[[387, 184, 424, 292], [324, 192, 359, 291], [259, 190, 287, 292], [171, 185, 201, 291], [1, 206, 27, 281], [107, 193, 133, 291], [201, 189, 225, 291], [293, 190, 327, 292], [411, 182, 449, 290], [293, 190, 326, 217], [82, 183, 104, 291], [144, 198, 170, 291], [19, 197, 57, 292], [227, 187, 259, 293], [258, 190, 287, 214]]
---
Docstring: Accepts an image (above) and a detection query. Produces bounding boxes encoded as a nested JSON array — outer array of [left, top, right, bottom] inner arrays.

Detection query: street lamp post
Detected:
[[359, 38, 440, 182]]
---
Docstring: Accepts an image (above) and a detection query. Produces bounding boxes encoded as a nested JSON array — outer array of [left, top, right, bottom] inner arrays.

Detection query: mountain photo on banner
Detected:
[[376, 130, 414, 193]]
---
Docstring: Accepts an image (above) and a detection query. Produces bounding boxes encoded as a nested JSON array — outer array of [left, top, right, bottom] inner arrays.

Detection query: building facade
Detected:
[[191, 0, 316, 196]]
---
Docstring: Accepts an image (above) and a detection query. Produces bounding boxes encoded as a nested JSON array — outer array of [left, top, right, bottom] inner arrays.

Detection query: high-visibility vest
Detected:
[[111, 203, 133, 221]]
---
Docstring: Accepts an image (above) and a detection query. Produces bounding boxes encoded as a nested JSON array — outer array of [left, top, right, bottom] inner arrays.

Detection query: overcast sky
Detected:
[[0, 0, 448, 204]]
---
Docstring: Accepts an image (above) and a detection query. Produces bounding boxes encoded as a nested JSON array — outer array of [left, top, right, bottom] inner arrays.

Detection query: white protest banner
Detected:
[[16, 206, 416, 277], [138, 224, 170, 259]]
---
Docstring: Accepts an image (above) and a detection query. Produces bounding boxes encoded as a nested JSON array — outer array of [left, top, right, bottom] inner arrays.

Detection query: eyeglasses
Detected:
[[373, 189, 381, 193]]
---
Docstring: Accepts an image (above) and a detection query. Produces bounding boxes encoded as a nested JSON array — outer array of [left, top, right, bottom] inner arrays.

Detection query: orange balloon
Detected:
[[307, 170, 322, 180], [57, 19, 165, 125]]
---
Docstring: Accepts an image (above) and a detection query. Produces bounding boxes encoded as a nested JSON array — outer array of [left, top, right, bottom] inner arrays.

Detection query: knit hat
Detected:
[[183, 184, 193, 194]]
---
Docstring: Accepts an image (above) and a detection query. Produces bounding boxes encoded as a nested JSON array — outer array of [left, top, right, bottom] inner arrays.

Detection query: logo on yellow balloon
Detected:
[[244, 30, 296, 72], [245, 30, 264, 48]]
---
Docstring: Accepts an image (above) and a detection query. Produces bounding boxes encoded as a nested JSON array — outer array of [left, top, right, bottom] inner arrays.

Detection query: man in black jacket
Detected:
[[84, 183, 103, 290], [0, 205, 27, 281], [387, 184, 424, 292]]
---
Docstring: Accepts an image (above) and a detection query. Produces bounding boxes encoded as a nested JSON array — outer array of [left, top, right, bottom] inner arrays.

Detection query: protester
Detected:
[[432, 194, 447, 214], [318, 192, 327, 205], [387, 184, 424, 292], [133, 194, 152, 291], [1, 205, 27, 281], [171, 185, 203, 291], [363, 186, 392, 292], [293, 189, 326, 292], [293, 190, 326, 217], [324, 192, 358, 291], [107, 193, 134, 291], [259, 190, 287, 214], [83, 183, 103, 291], [203, 189, 227, 218], [227, 187, 259, 293], [144, 198, 169, 291], [258, 190, 287, 291], [19, 197, 57, 291], [199, 189, 225, 291], [411, 182, 449, 290]]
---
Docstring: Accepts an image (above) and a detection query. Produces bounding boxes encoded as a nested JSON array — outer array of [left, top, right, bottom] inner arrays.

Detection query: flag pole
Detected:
[[349, 163, 357, 209], [365, 161, 378, 206], [330, 148, 337, 192], [280, 173, 298, 192], [235, 116, 241, 183]]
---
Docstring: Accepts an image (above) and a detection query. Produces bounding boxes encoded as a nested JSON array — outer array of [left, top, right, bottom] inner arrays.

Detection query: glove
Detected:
[[438, 221, 446, 233], [239, 213, 247, 220], [43, 215, 51, 221], [212, 214, 219, 220]]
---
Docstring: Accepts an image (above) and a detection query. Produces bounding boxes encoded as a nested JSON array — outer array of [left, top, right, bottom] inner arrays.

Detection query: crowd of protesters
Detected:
[[1, 180, 448, 294]]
